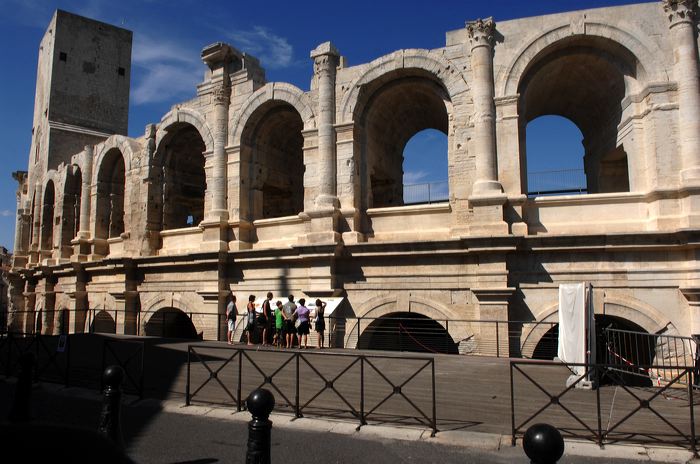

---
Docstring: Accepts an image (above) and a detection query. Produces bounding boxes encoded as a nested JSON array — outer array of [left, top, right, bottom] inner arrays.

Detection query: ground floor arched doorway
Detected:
[[357, 312, 458, 354], [144, 307, 198, 339], [91, 310, 116, 334], [531, 314, 655, 386]]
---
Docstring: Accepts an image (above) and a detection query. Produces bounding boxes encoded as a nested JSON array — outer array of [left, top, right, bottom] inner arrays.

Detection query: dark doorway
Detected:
[[357, 312, 457, 354], [145, 307, 198, 339]]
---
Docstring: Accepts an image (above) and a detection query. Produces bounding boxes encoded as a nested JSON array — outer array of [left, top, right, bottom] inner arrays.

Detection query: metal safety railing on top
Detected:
[[527, 168, 587, 196], [186, 344, 437, 435]]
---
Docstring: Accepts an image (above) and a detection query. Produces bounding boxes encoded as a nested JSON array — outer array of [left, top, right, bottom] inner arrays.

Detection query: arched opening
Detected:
[[145, 307, 198, 339], [90, 310, 116, 334], [402, 129, 449, 204], [518, 36, 638, 195], [240, 101, 304, 221], [355, 71, 450, 211], [155, 123, 207, 231], [357, 312, 458, 354], [40, 181, 55, 253], [61, 166, 81, 258], [531, 315, 654, 386], [95, 149, 125, 239], [525, 116, 587, 196]]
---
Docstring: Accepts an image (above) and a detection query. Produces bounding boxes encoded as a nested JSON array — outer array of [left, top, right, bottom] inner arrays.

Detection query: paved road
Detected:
[[0, 379, 683, 464]]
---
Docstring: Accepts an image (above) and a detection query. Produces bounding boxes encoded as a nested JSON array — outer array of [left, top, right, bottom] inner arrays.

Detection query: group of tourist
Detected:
[[225, 292, 326, 349]]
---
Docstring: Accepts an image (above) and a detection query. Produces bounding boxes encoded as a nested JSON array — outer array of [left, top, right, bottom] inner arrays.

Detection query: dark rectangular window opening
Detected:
[[118, 67, 125, 76], [59, 52, 67, 62]]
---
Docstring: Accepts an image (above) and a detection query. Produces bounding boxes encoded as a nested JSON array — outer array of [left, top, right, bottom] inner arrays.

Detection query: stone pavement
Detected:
[[0, 379, 693, 464]]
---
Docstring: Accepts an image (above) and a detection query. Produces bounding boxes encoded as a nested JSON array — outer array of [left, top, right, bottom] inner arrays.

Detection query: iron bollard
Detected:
[[523, 423, 565, 464], [8, 351, 35, 422], [98, 364, 125, 449], [246, 388, 275, 464]]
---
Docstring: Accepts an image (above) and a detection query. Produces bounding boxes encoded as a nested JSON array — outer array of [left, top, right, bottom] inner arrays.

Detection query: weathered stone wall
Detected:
[[9, 2, 700, 357]]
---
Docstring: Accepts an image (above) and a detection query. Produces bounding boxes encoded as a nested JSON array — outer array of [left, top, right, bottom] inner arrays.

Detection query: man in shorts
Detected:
[[282, 295, 297, 348]]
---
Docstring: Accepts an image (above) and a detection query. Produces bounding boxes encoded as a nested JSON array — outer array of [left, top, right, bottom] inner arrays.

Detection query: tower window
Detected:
[[118, 67, 125, 76], [59, 51, 67, 61]]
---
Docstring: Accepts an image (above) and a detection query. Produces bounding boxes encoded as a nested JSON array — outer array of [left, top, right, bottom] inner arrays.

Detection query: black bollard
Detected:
[[245, 388, 275, 464], [8, 351, 35, 422], [98, 365, 125, 449], [523, 423, 565, 464]]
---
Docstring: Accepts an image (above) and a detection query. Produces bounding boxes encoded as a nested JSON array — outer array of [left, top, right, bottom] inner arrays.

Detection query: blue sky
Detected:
[[0, 0, 650, 250]]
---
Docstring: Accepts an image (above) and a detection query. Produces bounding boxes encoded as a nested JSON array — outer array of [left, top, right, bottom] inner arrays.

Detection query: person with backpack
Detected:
[[226, 292, 237, 345]]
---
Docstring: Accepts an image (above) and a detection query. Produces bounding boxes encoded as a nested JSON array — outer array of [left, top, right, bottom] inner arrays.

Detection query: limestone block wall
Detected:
[[9, 2, 700, 357]]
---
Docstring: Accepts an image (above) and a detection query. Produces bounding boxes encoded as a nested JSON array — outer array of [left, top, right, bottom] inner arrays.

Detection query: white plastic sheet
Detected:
[[557, 283, 586, 365]]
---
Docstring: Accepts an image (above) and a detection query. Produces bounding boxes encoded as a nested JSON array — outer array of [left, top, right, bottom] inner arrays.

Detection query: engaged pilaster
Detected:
[[663, 0, 700, 184]]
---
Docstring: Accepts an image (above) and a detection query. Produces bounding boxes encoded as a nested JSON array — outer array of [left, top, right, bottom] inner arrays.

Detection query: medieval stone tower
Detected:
[[17, 10, 131, 268]]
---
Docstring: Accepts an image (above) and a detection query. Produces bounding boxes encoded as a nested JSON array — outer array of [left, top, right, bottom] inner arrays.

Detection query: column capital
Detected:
[[310, 41, 340, 75], [662, 0, 697, 27], [466, 17, 496, 50], [212, 81, 231, 106]]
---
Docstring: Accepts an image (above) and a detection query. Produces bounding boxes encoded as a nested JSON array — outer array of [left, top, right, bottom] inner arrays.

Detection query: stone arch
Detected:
[[230, 82, 316, 147], [93, 135, 136, 184], [40, 175, 58, 253], [498, 21, 662, 98], [59, 164, 81, 258], [344, 294, 469, 349], [339, 49, 468, 123], [139, 292, 202, 336], [520, 294, 675, 358], [156, 107, 214, 154]]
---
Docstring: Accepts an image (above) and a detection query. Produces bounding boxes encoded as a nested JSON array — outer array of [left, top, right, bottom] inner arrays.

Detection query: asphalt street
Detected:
[[0, 379, 684, 464]]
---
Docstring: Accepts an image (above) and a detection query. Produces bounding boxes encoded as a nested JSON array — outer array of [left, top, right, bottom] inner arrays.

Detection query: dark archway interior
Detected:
[[532, 315, 654, 386], [356, 71, 449, 209], [357, 312, 458, 354], [90, 310, 116, 334], [145, 307, 198, 339], [241, 102, 304, 220], [96, 149, 125, 239], [519, 36, 637, 195], [61, 166, 81, 257], [40, 181, 55, 252], [158, 124, 206, 230]]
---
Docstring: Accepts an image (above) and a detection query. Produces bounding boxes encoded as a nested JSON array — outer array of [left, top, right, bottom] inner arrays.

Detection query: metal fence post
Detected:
[[510, 361, 516, 446], [496, 321, 500, 358], [186, 346, 191, 405], [237, 350, 243, 412], [295, 352, 301, 418], [689, 368, 697, 458]]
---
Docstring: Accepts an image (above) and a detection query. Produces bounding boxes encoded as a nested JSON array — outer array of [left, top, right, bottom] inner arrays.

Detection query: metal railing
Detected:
[[510, 360, 698, 455], [0, 331, 71, 386], [101, 338, 145, 398], [603, 327, 698, 388], [527, 168, 587, 196], [186, 345, 437, 435], [403, 181, 449, 205]]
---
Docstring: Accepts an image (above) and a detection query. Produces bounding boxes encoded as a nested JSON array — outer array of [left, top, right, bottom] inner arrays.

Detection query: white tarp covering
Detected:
[[557, 283, 586, 365], [558, 283, 595, 386]]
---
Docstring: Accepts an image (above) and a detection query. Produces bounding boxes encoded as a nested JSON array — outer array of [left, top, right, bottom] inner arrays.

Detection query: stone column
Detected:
[[467, 18, 502, 195], [73, 146, 94, 260], [210, 81, 231, 219], [311, 42, 340, 208], [200, 43, 236, 252], [663, 0, 700, 183], [29, 183, 42, 264]]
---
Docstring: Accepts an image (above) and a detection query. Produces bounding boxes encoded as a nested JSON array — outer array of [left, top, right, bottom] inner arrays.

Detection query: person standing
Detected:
[[314, 299, 326, 349], [261, 292, 273, 346], [282, 295, 297, 349], [293, 298, 311, 349], [226, 293, 237, 345], [273, 300, 284, 348], [245, 295, 256, 346]]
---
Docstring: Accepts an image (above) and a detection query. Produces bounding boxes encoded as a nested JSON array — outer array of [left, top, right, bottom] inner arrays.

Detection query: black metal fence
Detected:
[[0, 332, 71, 386], [403, 181, 449, 205], [527, 169, 587, 196], [186, 344, 437, 435], [510, 360, 698, 455]]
